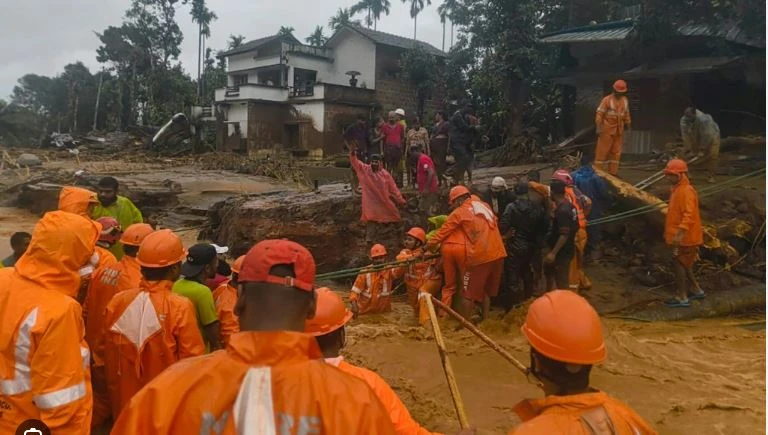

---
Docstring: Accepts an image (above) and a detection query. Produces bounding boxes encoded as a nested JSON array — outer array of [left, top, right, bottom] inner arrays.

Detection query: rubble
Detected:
[[16, 154, 42, 167]]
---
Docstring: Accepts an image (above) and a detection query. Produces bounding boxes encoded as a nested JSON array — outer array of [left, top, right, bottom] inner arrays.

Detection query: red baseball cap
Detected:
[[239, 239, 316, 291]]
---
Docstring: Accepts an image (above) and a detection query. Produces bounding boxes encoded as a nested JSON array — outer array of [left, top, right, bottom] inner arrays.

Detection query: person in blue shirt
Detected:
[[572, 154, 610, 260], [2, 232, 31, 267]]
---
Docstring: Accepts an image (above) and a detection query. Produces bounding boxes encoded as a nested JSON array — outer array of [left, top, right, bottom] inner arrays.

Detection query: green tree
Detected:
[[350, 0, 391, 29], [0, 100, 42, 147], [402, 0, 432, 39], [399, 46, 438, 118], [227, 34, 246, 49], [328, 8, 361, 31], [305, 26, 328, 46], [190, 0, 218, 102], [278, 26, 295, 35]]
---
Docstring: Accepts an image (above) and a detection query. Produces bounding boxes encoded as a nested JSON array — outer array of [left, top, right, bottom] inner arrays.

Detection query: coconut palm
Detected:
[[437, 0, 458, 49], [305, 26, 328, 46], [227, 34, 246, 49], [403, 0, 432, 39], [328, 8, 361, 31], [278, 26, 295, 36], [351, 0, 392, 30]]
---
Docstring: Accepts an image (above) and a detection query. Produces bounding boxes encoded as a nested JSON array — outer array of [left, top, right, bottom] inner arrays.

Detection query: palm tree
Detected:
[[190, 0, 217, 103], [437, 0, 458, 49], [350, 0, 391, 29], [328, 8, 361, 31], [227, 34, 246, 50], [305, 26, 328, 46], [403, 0, 431, 39], [278, 26, 295, 36]]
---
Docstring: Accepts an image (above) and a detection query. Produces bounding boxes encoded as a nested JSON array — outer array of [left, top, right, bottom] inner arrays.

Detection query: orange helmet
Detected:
[[304, 287, 353, 336], [521, 290, 606, 365], [120, 223, 154, 247], [664, 159, 688, 176], [613, 79, 627, 93], [448, 185, 470, 205], [231, 255, 245, 274], [96, 217, 122, 243], [370, 244, 387, 258], [137, 229, 186, 268], [406, 227, 426, 244]]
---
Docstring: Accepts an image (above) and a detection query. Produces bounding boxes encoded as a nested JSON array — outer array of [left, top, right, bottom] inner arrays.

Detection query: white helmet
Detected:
[[395, 108, 406, 117]]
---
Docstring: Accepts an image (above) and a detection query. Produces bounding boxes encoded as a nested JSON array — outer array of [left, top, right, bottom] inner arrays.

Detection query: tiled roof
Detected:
[[343, 24, 446, 57]]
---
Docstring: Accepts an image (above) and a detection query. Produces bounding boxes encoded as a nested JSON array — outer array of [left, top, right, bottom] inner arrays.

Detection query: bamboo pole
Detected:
[[430, 296, 543, 388], [423, 293, 470, 429]]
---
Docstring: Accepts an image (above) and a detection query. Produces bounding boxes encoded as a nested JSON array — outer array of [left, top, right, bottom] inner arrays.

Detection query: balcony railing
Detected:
[[289, 82, 315, 97], [283, 43, 334, 61]]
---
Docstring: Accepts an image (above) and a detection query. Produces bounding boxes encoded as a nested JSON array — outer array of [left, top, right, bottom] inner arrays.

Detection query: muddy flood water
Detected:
[[342, 298, 765, 435]]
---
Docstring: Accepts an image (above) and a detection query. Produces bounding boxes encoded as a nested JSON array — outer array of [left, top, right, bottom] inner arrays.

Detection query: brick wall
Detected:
[[246, 101, 292, 154]]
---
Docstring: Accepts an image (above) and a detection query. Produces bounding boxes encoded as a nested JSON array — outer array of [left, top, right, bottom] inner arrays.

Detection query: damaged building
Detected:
[[540, 18, 766, 154], [210, 24, 446, 158]]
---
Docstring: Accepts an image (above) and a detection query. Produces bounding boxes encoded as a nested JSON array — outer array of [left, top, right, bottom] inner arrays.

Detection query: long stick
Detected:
[[423, 294, 470, 429], [430, 296, 543, 388]]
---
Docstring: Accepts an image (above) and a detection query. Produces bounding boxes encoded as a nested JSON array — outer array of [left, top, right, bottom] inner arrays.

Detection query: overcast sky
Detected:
[[0, 0, 451, 99]]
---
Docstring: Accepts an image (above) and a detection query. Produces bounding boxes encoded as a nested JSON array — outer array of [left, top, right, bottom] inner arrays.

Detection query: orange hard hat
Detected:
[[370, 243, 387, 258], [664, 159, 688, 176], [120, 223, 154, 247], [406, 227, 426, 244], [613, 79, 627, 93], [96, 217, 122, 243], [231, 255, 245, 274], [521, 290, 606, 365], [304, 287, 353, 336], [136, 229, 186, 268], [448, 185, 470, 205]]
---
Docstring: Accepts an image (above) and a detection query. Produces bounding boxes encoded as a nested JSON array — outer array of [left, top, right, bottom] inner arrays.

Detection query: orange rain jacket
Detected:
[[111, 331, 397, 434], [212, 281, 240, 346], [0, 211, 99, 435], [350, 150, 407, 223], [395, 247, 442, 322], [327, 356, 440, 435], [58, 186, 98, 217], [510, 391, 657, 435], [427, 196, 506, 267], [664, 175, 703, 247], [103, 279, 205, 419], [350, 267, 397, 315], [595, 95, 631, 137]]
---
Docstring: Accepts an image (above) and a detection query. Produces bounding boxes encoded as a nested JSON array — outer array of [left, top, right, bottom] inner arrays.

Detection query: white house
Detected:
[[213, 24, 446, 158]]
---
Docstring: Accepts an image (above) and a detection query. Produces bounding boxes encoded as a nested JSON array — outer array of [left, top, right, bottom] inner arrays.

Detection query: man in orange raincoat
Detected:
[[427, 186, 506, 320], [510, 290, 657, 434], [350, 244, 396, 316], [212, 255, 243, 346], [395, 227, 442, 325], [103, 229, 205, 420], [0, 211, 101, 435], [111, 239, 397, 434], [595, 79, 631, 175], [83, 222, 154, 428], [349, 143, 407, 245], [307, 288, 442, 435], [662, 159, 705, 308]]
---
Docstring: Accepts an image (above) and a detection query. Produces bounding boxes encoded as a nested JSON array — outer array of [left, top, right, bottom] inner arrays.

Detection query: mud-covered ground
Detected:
[[342, 296, 766, 434]]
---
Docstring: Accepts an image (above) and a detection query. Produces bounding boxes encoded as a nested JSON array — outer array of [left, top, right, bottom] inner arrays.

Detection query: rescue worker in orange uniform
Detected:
[[212, 255, 244, 346], [663, 159, 705, 308], [0, 211, 101, 435], [350, 243, 396, 316], [552, 169, 592, 291], [427, 186, 506, 320], [510, 290, 657, 434], [84, 222, 154, 428], [395, 227, 442, 325], [111, 239, 398, 434], [58, 185, 99, 217], [103, 229, 205, 420], [307, 288, 442, 435], [595, 79, 631, 175]]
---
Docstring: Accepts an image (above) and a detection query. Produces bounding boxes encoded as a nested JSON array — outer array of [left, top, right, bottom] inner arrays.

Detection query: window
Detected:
[[233, 74, 248, 86]]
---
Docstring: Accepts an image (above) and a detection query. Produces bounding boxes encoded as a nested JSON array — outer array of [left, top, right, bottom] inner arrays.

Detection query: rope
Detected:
[[315, 254, 440, 281]]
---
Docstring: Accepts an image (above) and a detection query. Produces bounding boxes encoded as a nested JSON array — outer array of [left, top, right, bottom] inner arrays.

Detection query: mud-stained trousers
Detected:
[[594, 133, 623, 175], [569, 228, 592, 291], [440, 243, 468, 311]]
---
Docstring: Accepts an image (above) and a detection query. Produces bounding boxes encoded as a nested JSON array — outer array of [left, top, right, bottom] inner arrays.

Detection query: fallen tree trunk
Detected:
[[627, 283, 765, 321], [594, 167, 745, 264]]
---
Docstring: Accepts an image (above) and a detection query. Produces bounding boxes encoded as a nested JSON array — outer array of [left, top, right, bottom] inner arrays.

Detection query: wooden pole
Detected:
[[423, 294, 470, 429], [430, 296, 543, 388]]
